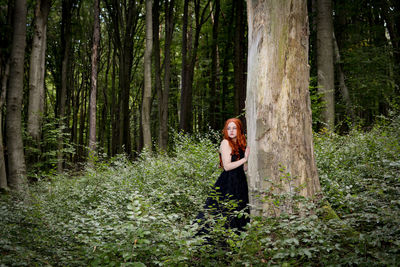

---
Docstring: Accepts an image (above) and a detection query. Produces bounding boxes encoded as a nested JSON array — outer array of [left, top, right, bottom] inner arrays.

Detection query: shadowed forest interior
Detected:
[[0, 0, 399, 265]]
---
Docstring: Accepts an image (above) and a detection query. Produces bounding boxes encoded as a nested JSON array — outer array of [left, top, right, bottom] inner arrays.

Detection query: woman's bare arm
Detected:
[[220, 140, 248, 171]]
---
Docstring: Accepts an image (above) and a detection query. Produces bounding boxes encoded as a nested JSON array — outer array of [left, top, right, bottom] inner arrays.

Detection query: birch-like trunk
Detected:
[[317, 0, 335, 130], [6, 0, 27, 190], [142, 0, 153, 150], [246, 0, 320, 216], [28, 0, 50, 143]]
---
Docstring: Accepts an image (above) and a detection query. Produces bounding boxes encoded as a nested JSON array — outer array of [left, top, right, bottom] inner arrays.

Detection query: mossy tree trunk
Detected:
[[246, 0, 320, 216]]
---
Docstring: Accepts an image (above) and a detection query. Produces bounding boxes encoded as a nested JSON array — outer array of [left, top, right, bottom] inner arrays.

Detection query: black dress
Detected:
[[196, 149, 250, 234]]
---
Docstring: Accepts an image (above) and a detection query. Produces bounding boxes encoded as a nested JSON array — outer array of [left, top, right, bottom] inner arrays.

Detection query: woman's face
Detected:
[[227, 122, 238, 140]]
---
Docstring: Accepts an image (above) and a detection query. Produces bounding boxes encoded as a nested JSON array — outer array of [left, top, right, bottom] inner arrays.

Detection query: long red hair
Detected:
[[219, 118, 247, 168]]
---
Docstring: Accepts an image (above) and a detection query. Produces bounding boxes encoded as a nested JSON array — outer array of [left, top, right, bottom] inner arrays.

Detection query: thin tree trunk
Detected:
[[317, 0, 335, 130], [209, 0, 220, 130], [101, 36, 111, 155], [180, 0, 190, 132], [180, 0, 211, 132], [160, 0, 174, 149], [88, 0, 100, 161], [57, 0, 74, 172], [0, 61, 9, 190], [234, 0, 246, 119], [333, 32, 354, 124], [106, 0, 137, 154], [28, 0, 50, 144], [246, 0, 320, 216], [111, 47, 119, 155], [153, 0, 162, 149], [142, 0, 153, 150], [6, 0, 27, 190]]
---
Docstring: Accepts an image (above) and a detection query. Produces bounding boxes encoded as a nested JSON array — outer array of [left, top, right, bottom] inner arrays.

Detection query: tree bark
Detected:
[[6, 0, 27, 190], [154, 0, 174, 151], [153, 0, 162, 149], [0, 61, 9, 190], [317, 0, 335, 130], [234, 0, 246, 119], [246, 0, 320, 216], [27, 0, 50, 144], [179, 0, 190, 132], [57, 0, 74, 172], [88, 0, 100, 161], [106, 0, 137, 154], [142, 0, 153, 150], [333, 32, 354, 124], [209, 0, 220, 130]]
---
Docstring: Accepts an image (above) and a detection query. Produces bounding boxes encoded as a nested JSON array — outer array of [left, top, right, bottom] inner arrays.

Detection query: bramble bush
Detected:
[[1, 115, 400, 266]]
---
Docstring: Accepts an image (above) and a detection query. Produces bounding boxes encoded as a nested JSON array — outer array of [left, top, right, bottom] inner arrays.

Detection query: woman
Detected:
[[197, 118, 250, 234]]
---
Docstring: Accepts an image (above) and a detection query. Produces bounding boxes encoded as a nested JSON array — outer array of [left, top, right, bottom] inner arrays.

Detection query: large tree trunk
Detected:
[[317, 0, 335, 130], [27, 0, 50, 145], [88, 0, 100, 160], [142, 0, 153, 150], [6, 0, 27, 190], [246, 0, 320, 216]]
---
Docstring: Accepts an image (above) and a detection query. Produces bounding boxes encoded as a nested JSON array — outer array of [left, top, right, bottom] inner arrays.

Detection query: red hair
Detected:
[[219, 118, 247, 168]]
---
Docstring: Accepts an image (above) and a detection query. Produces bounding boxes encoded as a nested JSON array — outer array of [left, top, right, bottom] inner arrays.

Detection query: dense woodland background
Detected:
[[0, 0, 400, 265], [0, 0, 399, 186]]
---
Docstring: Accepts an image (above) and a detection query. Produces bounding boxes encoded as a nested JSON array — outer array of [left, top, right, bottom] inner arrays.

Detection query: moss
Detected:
[[320, 200, 359, 237]]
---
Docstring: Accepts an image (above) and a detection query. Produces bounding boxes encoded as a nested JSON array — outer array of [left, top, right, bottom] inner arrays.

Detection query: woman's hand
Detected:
[[245, 146, 250, 162]]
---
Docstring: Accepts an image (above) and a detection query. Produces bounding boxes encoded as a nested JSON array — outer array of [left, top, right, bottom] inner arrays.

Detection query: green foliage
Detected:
[[2, 116, 400, 266], [24, 116, 75, 178]]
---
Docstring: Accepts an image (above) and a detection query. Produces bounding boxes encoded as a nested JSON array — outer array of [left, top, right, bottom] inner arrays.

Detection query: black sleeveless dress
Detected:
[[196, 149, 250, 233]]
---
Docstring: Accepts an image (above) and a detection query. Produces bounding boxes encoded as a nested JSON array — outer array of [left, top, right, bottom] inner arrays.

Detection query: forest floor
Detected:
[[1, 115, 400, 266]]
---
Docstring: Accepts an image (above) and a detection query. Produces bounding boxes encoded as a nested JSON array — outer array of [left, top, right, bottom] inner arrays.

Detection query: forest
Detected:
[[0, 0, 399, 265]]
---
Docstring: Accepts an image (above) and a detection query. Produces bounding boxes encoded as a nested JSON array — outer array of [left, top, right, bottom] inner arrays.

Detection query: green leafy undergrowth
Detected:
[[1, 116, 400, 266]]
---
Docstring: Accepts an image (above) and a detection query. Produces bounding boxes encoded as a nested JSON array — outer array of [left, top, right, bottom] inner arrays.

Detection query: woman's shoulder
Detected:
[[220, 139, 231, 151], [221, 139, 229, 145]]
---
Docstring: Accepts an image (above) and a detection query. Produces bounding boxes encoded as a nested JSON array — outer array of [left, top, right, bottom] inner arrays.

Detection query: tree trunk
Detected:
[[0, 61, 9, 190], [106, 0, 137, 154], [88, 0, 100, 161], [180, 0, 211, 132], [161, 0, 174, 148], [209, 0, 220, 130], [234, 0, 246, 119], [57, 0, 74, 172], [142, 0, 153, 150], [27, 0, 50, 144], [246, 0, 320, 216], [333, 32, 354, 124], [6, 0, 27, 190], [153, 0, 162, 149], [179, 0, 190, 132], [111, 47, 119, 155], [317, 0, 335, 130], [154, 0, 174, 151]]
